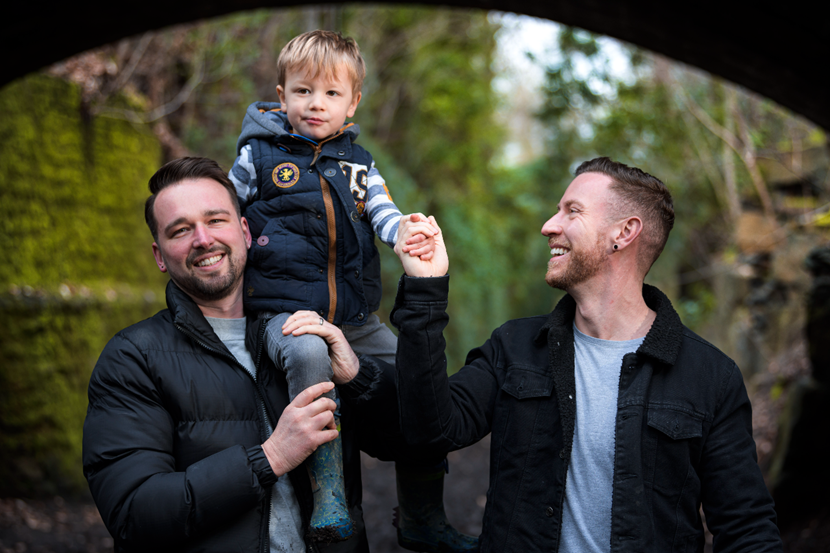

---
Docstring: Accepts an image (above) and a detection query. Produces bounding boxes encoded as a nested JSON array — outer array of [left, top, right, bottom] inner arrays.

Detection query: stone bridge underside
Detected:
[[3, 0, 827, 130]]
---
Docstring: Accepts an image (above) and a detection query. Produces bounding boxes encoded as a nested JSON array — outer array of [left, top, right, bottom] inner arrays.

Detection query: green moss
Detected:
[[0, 74, 165, 288], [0, 74, 168, 495]]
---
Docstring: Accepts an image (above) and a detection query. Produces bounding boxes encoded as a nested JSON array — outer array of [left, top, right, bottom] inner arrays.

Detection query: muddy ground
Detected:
[[0, 437, 490, 553], [2, 432, 828, 552]]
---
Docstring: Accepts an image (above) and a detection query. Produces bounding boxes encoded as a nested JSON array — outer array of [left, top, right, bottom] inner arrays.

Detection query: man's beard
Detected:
[[545, 236, 605, 291], [170, 245, 243, 302]]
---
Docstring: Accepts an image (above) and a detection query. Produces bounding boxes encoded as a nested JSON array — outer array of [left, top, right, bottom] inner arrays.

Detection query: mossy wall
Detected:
[[0, 74, 167, 495]]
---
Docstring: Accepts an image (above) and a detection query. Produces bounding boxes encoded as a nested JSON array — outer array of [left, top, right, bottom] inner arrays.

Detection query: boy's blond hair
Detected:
[[277, 30, 366, 96]]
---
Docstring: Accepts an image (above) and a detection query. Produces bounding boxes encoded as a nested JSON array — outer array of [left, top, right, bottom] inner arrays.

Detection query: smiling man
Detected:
[[82, 157, 405, 553], [390, 157, 783, 552]]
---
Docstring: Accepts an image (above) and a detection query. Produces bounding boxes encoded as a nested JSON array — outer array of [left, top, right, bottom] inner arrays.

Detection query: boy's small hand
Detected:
[[394, 214, 448, 277], [398, 213, 438, 260]]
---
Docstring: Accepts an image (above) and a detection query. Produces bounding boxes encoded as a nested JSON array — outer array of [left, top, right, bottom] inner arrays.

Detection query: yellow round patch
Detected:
[[272, 162, 300, 188]]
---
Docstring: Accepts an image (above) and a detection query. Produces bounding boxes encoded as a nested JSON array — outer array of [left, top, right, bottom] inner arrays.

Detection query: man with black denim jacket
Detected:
[[391, 158, 782, 552]]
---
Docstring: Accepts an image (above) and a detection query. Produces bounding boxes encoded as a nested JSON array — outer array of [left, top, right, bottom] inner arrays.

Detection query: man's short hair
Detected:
[[575, 157, 675, 271], [277, 30, 366, 97], [144, 157, 240, 241]]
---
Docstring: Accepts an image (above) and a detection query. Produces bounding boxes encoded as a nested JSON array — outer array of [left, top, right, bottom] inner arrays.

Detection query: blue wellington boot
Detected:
[[393, 462, 479, 553], [306, 416, 354, 543]]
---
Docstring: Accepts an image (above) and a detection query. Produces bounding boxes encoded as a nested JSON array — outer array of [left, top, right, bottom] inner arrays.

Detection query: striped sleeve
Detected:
[[364, 162, 402, 248], [228, 145, 258, 209]]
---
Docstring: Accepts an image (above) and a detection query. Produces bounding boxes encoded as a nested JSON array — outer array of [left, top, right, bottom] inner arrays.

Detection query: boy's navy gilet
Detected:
[[242, 109, 381, 326]]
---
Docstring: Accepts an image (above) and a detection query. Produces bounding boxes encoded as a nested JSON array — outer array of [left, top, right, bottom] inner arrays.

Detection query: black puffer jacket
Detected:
[[83, 281, 398, 553], [391, 276, 782, 553]]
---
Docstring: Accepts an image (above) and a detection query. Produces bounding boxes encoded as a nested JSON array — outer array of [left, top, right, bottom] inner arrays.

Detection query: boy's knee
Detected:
[[289, 332, 330, 364]]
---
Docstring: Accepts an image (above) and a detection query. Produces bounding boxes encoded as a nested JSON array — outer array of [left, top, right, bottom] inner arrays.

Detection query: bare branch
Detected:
[[734, 102, 776, 219], [677, 84, 775, 221], [680, 108, 735, 224], [107, 32, 155, 96], [93, 59, 204, 123]]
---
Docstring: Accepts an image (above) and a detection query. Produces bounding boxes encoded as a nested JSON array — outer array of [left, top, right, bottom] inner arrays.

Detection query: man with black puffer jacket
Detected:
[[83, 157, 408, 553]]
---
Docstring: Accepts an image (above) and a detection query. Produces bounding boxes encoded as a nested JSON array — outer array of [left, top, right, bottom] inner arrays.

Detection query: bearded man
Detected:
[[82, 157, 407, 553], [390, 157, 783, 552]]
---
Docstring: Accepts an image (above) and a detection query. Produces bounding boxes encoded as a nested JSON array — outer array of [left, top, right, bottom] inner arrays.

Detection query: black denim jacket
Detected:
[[391, 276, 782, 553]]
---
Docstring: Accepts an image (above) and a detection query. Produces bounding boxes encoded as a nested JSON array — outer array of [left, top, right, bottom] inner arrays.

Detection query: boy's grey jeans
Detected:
[[264, 312, 398, 401]]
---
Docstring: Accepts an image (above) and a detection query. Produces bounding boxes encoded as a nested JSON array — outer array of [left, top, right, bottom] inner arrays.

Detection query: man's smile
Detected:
[[186, 246, 230, 271], [194, 253, 224, 268]]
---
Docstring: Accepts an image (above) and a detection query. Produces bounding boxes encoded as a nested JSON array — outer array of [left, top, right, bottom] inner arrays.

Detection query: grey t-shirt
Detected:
[[559, 324, 644, 553], [206, 316, 305, 553]]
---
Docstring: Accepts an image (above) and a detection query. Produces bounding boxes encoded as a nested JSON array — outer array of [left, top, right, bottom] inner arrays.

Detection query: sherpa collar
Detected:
[[533, 284, 684, 368]]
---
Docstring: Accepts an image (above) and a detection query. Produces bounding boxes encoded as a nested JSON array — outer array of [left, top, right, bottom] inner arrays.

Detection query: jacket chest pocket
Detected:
[[644, 408, 704, 493], [494, 367, 555, 457], [501, 367, 553, 400]]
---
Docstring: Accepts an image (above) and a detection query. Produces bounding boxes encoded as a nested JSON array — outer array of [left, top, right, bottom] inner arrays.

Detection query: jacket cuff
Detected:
[[395, 274, 450, 304], [339, 354, 382, 403], [247, 445, 278, 488]]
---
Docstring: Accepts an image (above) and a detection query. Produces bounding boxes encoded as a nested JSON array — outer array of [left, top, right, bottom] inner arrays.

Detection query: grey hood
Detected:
[[235, 101, 361, 154]]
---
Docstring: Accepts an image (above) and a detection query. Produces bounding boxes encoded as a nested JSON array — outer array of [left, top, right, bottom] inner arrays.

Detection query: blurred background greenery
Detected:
[[1, 4, 827, 501]]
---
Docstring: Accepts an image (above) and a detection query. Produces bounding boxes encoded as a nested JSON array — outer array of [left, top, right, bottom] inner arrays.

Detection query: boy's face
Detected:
[[276, 65, 361, 141]]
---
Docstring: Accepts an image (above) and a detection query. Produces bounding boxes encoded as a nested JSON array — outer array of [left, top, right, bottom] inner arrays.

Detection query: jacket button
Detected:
[[350, 211, 359, 222], [357, 313, 365, 321], [308, 168, 313, 173], [257, 236, 269, 246], [317, 214, 322, 219], [319, 268, 324, 274], [559, 449, 566, 459], [545, 506, 554, 517], [324, 168, 336, 177], [354, 270, 360, 278], [338, 150, 346, 156]]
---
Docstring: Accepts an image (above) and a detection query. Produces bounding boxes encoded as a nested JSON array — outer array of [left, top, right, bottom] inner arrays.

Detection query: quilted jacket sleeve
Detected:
[[82, 333, 276, 547]]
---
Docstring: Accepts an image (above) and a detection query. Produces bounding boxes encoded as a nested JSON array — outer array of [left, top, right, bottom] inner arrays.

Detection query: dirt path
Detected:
[[0, 437, 490, 553], [3, 432, 828, 552]]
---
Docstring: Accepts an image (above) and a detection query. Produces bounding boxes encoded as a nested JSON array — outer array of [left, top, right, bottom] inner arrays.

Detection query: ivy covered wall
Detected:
[[0, 74, 167, 495]]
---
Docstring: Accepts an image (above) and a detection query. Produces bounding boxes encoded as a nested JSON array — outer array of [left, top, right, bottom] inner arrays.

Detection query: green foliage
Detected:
[[0, 74, 166, 495], [534, 30, 733, 325], [348, 7, 547, 366]]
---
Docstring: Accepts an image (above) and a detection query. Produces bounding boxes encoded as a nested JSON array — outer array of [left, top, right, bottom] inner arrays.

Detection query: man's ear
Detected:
[[614, 216, 643, 251], [152, 243, 168, 273], [241, 217, 252, 249], [347, 91, 362, 118], [276, 85, 287, 111]]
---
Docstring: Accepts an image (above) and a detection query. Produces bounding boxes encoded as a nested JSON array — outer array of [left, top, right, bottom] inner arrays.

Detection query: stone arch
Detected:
[[2, 0, 827, 130]]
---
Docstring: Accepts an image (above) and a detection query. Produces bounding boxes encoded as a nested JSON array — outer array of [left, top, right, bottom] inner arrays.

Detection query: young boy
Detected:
[[229, 30, 477, 553]]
